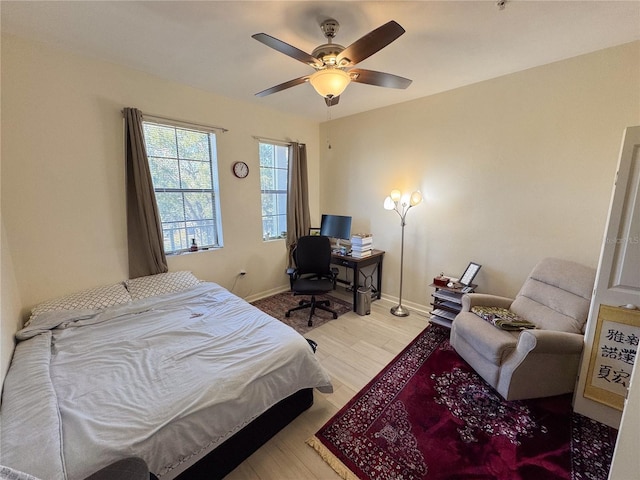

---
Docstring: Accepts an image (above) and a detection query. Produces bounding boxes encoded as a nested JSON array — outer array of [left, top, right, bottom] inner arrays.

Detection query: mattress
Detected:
[[1, 282, 333, 479]]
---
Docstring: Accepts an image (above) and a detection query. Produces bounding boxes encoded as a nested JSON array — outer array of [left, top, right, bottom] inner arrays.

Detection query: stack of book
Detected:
[[350, 233, 373, 258]]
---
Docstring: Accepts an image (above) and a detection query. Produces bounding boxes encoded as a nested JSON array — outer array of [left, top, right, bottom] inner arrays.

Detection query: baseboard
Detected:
[[245, 287, 431, 320], [244, 285, 290, 303], [378, 294, 430, 317]]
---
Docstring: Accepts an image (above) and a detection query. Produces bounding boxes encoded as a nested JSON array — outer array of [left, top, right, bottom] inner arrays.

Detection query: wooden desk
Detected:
[[331, 249, 385, 311]]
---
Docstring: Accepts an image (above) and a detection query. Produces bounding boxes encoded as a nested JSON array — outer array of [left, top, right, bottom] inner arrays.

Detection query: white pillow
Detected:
[[125, 271, 200, 300], [27, 283, 132, 327]]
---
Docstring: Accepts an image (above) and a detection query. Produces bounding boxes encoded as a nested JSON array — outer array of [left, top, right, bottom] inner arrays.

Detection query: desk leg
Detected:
[[352, 264, 360, 311], [376, 257, 383, 300]]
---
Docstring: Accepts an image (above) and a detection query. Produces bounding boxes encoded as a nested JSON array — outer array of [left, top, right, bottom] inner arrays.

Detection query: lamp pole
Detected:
[[384, 190, 422, 317]]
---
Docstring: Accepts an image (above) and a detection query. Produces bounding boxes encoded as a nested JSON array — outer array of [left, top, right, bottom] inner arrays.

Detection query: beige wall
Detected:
[[2, 34, 639, 386], [1, 221, 23, 387], [0, 35, 320, 381], [320, 42, 640, 310]]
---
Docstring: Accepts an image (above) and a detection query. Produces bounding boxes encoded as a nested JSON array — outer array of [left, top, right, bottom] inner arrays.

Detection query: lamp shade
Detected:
[[410, 191, 423, 206], [390, 189, 402, 202], [383, 196, 395, 210], [309, 69, 351, 98]]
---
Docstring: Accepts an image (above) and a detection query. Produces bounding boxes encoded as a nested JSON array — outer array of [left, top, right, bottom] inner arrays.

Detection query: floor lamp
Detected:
[[384, 189, 423, 317]]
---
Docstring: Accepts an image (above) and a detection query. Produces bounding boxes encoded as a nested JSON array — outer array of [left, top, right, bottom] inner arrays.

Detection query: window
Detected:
[[259, 142, 289, 241], [142, 121, 222, 254]]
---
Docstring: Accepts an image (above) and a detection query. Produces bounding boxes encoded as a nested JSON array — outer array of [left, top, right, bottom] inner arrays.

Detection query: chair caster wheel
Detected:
[[307, 321, 313, 327], [298, 300, 305, 306], [332, 313, 338, 319], [285, 312, 290, 317]]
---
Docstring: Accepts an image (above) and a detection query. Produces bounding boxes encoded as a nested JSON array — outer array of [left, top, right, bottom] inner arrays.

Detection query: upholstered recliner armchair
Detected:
[[450, 257, 596, 401]]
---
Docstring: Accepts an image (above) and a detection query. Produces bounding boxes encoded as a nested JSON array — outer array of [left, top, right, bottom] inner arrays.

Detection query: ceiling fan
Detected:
[[252, 19, 412, 107]]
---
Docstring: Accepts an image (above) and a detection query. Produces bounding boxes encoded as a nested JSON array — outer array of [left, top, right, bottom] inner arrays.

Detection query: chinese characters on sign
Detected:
[[585, 305, 640, 410], [596, 321, 638, 389]]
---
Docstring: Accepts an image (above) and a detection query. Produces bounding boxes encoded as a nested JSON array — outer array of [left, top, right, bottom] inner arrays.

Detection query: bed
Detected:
[[0, 272, 333, 479]]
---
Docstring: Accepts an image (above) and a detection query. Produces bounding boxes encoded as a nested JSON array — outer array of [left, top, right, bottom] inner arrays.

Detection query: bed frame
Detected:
[[174, 388, 314, 479]]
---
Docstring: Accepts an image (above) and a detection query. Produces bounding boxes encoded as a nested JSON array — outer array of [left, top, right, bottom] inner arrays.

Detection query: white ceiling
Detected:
[[2, 1, 639, 122]]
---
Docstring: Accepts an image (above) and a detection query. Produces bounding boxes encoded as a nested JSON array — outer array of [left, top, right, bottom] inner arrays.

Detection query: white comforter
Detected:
[[2, 283, 332, 479]]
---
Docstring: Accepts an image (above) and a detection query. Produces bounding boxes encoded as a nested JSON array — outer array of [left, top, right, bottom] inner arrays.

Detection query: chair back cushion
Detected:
[[510, 258, 596, 334], [294, 235, 332, 275]]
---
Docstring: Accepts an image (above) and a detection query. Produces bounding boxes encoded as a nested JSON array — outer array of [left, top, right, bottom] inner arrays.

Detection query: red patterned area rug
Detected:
[[251, 291, 352, 334], [307, 324, 618, 480]]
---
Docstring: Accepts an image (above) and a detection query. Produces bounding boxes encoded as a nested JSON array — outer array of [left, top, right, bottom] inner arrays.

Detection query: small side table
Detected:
[[429, 283, 477, 328]]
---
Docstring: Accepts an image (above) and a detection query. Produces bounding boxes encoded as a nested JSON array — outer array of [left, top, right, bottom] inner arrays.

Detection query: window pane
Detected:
[[156, 192, 185, 222], [177, 129, 209, 161], [184, 192, 214, 220], [261, 193, 275, 216], [163, 222, 188, 253], [144, 124, 177, 158], [259, 144, 274, 167], [262, 216, 278, 240], [186, 219, 217, 246], [149, 157, 180, 189], [276, 193, 287, 214], [275, 168, 288, 190], [277, 215, 287, 236], [261, 168, 275, 191], [275, 146, 288, 169], [180, 159, 212, 190]]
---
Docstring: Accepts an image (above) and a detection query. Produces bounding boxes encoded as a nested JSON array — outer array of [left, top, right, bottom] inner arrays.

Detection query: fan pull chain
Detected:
[[326, 106, 332, 149]]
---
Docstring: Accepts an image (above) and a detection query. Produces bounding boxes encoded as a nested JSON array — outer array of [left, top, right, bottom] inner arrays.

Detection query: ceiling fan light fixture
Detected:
[[309, 68, 351, 98]]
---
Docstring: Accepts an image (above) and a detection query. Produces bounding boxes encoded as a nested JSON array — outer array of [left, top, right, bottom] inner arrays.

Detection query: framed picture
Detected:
[[584, 304, 640, 410], [459, 262, 481, 286]]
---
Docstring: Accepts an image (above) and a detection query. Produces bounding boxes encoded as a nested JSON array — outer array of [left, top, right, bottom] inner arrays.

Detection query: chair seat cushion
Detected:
[[453, 312, 520, 365], [293, 277, 334, 295]]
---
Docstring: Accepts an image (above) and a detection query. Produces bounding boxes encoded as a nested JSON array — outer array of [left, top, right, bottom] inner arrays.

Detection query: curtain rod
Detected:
[[122, 109, 228, 133], [252, 135, 304, 147]]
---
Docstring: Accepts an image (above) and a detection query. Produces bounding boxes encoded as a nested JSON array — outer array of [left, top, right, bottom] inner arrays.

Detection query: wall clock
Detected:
[[232, 161, 249, 178]]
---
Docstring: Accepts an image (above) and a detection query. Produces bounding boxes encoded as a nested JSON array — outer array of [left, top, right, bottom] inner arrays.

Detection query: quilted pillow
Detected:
[[471, 306, 536, 331], [27, 283, 132, 327], [0, 465, 42, 480], [125, 271, 200, 300]]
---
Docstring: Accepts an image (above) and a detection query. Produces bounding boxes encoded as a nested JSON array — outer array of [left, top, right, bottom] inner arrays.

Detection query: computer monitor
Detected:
[[320, 214, 352, 246]]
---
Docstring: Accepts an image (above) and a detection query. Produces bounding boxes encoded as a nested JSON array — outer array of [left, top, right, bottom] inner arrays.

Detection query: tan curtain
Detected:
[[286, 142, 311, 267], [124, 108, 168, 278]]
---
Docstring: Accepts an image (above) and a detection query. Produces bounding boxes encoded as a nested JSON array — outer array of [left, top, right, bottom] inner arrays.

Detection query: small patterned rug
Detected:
[[252, 291, 352, 334], [308, 324, 618, 480]]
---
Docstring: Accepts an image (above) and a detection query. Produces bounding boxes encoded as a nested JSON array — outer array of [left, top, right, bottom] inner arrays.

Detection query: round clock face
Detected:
[[232, 161, 249, 178]]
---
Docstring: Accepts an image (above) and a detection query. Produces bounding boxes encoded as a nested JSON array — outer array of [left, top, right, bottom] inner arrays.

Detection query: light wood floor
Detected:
[[225, 289, 431, 480]]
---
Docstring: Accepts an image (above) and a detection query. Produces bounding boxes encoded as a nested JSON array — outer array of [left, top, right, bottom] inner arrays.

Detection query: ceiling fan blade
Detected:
[[336, 21, 405, 67], [349, 69, 412, 89], [325, 96, 340, 107], [255, 76, 310, 97], [252, 33, 323, 68]]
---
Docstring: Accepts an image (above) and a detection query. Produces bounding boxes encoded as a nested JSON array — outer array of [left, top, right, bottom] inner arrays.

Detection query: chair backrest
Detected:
[[510, 257, 596, 334], [293, 235, 332, 275]]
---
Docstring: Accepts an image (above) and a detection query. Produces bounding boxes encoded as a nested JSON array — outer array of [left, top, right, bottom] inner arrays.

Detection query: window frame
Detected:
[[259, 141, 289, 242], [142, 117, 224, 254]]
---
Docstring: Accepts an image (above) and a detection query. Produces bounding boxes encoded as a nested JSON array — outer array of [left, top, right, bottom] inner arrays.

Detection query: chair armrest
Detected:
[[516, 329, 584, 355], [498, 329, 585, 400], [461, 293, 513, 312]]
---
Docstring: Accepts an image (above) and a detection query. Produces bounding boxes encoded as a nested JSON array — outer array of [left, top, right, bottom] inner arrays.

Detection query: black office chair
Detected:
[[286, 235, 339, 326]]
